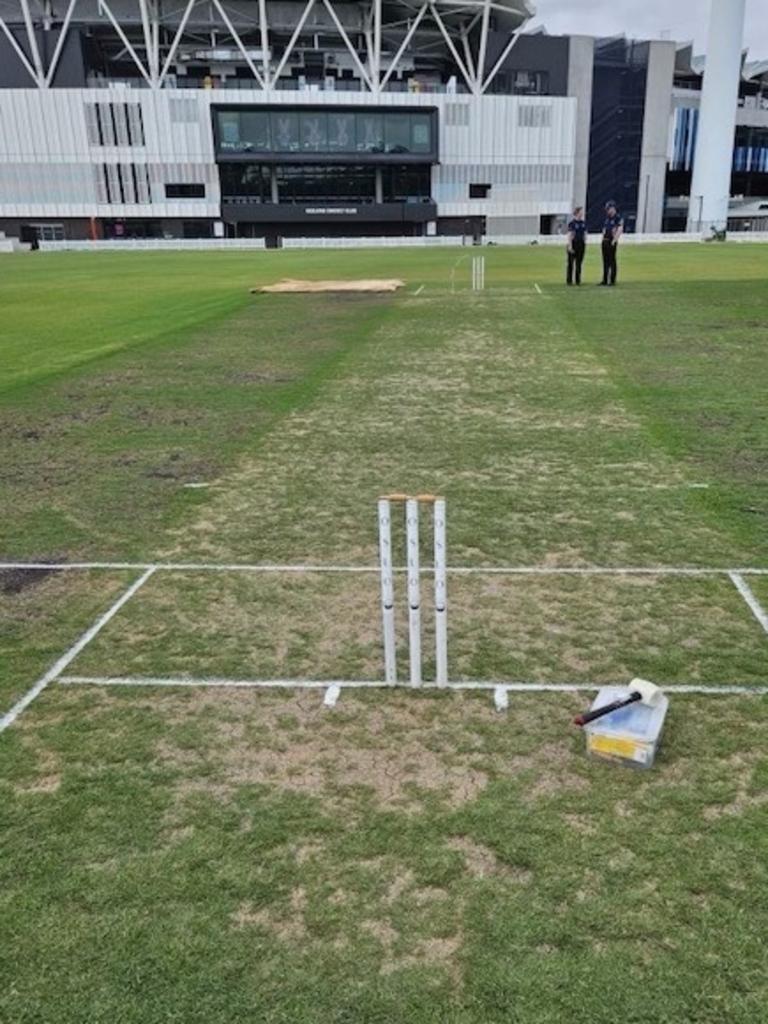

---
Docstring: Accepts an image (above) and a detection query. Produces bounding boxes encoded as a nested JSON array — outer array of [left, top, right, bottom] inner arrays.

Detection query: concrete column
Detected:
[[687, 0, 746, 232], [566, 34, 594, 212], [270, 167, 279, 204], [638, 40, 676, 234], [375, 167, 383, 204]]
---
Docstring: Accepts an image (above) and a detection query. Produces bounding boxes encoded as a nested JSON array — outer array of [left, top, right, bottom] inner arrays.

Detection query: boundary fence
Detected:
[[36, 232, 768, 253]]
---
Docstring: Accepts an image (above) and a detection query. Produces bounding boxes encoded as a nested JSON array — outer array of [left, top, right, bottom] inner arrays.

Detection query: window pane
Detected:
[[385, 113, 411, 153], [218, 111, 242, 150], [276, 164, 374, 203], [410, 113, 432, 153], [220, 163, 272, 202], [300, 112, 328, 152], [356, 113, 384, 153], [327, 112, 356, 152], [272, 111, 300, 152], [239, 111, 271, 151], [383, 165, 432, 202]]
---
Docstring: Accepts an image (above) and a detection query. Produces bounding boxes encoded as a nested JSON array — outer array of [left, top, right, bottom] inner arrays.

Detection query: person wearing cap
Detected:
[[566, 206, 587, 285], [601, 201, 623, 285]]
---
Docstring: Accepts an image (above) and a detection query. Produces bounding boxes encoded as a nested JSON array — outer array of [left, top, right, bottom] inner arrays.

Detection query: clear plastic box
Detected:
[[584, 686, 669, 770]]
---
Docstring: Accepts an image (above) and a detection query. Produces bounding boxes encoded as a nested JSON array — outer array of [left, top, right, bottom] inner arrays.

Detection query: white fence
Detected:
[[282, 235, 463, 249], [31, 232, 768, 254], [282, 232, 768, 250], [37, 238, 267, 252]]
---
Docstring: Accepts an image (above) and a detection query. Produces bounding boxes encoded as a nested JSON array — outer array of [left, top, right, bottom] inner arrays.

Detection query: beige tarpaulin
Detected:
[[253, 279, 405, 294]]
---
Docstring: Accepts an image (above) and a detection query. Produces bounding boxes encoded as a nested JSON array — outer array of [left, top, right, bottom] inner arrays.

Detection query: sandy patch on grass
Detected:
[[154, 689, 492, 813], [13, 745, 61, 795], [380, 934, 464, 981], [702, 752, 768, 820], [231, 887, 308, 941], [447, 837, 532, 884], [15, 772, 61, 795]]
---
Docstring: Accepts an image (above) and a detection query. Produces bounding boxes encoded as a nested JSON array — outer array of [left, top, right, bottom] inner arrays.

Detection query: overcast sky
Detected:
[[529, 0, 768, 60]]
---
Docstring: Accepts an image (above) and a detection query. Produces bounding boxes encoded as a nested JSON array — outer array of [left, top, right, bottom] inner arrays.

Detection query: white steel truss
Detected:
[[0, 0, 531, 93]]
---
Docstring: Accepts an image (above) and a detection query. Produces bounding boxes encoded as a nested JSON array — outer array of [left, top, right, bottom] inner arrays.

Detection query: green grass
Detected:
[[1, 243, 768, 1022]]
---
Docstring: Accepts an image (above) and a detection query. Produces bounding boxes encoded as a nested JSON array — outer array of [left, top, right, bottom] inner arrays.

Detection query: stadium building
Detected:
[[0, 0, 765, 243]]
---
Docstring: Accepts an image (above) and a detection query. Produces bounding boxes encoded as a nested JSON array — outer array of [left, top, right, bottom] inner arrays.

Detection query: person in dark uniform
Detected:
[[601, 201, 623, 285], [566, 206, 587, 285]]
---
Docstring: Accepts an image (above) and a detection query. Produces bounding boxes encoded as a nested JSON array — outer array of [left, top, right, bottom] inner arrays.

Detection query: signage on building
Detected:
[[305, 207, 359, 215]]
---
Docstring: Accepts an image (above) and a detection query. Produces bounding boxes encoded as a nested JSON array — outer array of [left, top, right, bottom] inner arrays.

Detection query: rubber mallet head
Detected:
[[573, 678, 662, 728]]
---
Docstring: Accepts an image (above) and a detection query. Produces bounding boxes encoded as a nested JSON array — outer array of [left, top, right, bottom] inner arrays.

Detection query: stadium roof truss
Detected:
[[0, 0, 533, 94]]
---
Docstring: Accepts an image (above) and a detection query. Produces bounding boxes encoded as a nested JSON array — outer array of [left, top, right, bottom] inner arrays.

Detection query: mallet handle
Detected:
[[573, 691, 641, 727]]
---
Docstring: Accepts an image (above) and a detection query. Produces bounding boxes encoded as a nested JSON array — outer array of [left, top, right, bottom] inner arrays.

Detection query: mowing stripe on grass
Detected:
[[57, 675, 768, 695], [0, 568, 156, 734], [729, 571, 768, 635]]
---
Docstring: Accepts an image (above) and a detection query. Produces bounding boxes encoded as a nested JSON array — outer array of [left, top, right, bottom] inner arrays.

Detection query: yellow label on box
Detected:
[[589, 734, 647, 762]]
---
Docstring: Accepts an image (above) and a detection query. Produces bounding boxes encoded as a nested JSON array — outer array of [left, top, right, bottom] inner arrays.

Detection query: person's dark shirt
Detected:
[[568, 219, 587, 243], [603, 214, 623, 241]]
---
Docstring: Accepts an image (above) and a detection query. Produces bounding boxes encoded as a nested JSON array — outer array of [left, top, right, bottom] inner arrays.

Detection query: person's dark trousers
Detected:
[[567, 240, 586, 285], [601, 239, 618, 284]]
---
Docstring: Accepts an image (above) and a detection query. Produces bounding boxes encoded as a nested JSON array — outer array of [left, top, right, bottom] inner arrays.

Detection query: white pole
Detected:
[[434, 498, 448, 687], [686, 0, 746, 233], [377, 499, 397, 684], [406, 498, 422, 686]]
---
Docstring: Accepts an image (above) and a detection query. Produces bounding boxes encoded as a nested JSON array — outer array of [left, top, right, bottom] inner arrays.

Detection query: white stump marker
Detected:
[[405, 498, 422, 687], [377, 498, 397, 684], [434, 498, 448, 687]]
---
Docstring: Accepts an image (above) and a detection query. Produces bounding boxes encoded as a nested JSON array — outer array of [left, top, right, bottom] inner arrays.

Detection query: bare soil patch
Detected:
[[0, 562, 64, 595]]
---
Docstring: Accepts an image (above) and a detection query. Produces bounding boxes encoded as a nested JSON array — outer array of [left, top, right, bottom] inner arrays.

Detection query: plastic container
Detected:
[[584, 687, 669, 769]]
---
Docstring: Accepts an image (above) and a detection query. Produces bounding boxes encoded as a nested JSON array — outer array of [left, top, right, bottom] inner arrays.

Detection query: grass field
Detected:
[[2, 243, 768, 1023]]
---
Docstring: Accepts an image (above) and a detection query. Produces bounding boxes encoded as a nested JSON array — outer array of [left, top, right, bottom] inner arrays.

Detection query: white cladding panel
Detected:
[[0, 88, 577, 220]]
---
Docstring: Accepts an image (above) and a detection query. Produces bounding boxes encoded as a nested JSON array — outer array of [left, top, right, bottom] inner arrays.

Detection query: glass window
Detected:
[[272, 111, 300, 152], [239, 110, 271, 151], [219, 163, 272, 202], [383, 165, 432, 202], [300, 112, 328, 152], [385, 114, 411, 153], [410, 113, 432, 154], [356, 113, 384, 153], [327, 112, 356, 152], [219, 111, 241, 149], [214, 108, 435, 159], [276, 164, 375, 203]]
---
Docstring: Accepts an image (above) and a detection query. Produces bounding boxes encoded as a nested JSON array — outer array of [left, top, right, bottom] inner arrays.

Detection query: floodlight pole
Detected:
[[686, 0, 747, 234]]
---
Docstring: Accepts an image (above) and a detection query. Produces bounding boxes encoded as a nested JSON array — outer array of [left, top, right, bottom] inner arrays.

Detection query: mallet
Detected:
[[573, 678, 662, 728]]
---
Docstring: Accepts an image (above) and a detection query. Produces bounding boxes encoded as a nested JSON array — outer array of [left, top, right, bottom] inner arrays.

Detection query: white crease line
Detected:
[[729, 572, 768, 635], [57, 676, 768, 696], [413, 284, 425, 296], [60, 676, 387, 690], [323, 684, 342, 708], [534, 283, 543, 294], [3, 561, 768, 577], [0, 568, 156, 734]]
